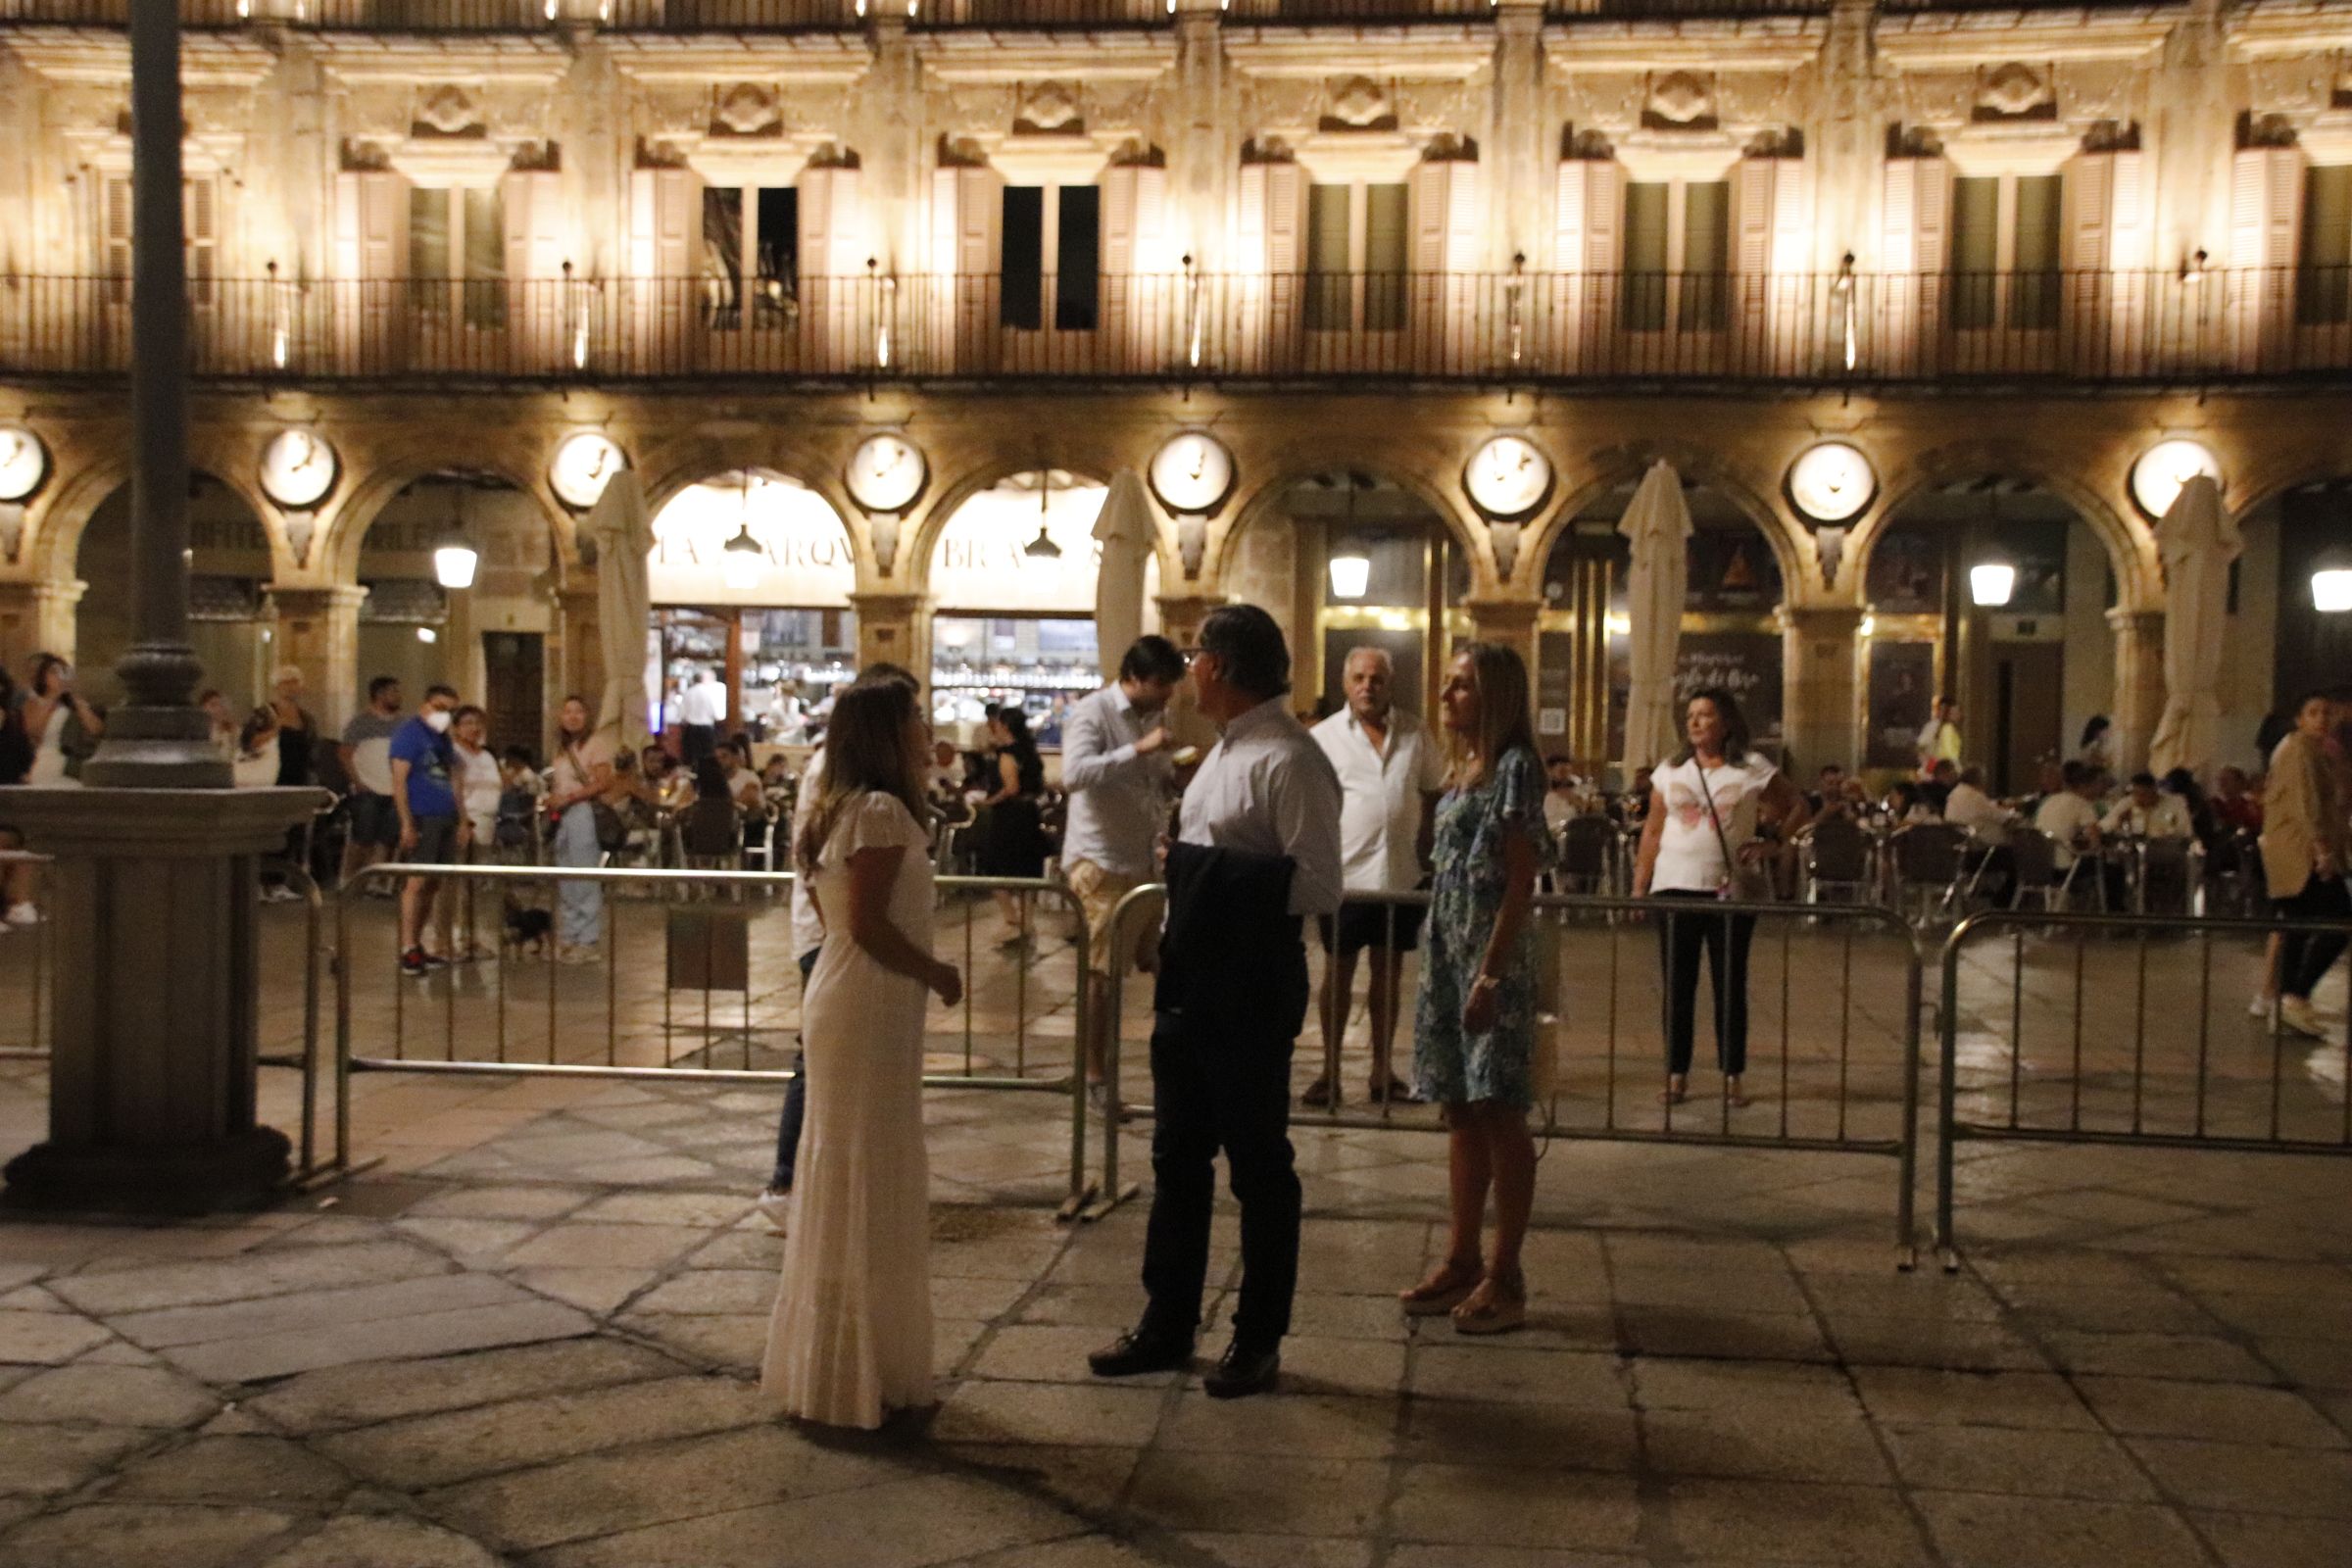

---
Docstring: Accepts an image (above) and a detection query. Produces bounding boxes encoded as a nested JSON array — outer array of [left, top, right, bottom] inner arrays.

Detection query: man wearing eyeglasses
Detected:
[[1088, 605, 1343, 1400]]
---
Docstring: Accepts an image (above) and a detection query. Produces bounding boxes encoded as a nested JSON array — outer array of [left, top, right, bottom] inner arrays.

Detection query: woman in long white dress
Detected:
[[762, 678, 961, 1429], [23, 655, 100, 788]]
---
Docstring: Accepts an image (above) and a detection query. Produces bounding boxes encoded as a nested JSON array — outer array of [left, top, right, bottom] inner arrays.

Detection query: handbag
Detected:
[[559, 743, 631, 854], [1697, 760, 1775, 903]]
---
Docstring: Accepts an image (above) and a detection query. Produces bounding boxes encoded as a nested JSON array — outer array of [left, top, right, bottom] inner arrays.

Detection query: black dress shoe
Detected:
[[1202, 1339, 1280, 1399], [1088, 1327, 1194, 1378]]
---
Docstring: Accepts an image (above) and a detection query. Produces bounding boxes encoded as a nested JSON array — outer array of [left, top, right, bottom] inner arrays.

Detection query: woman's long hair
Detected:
[[2080, 714, 2111, 752], [556, 694, 592, 747], [28, 654, 67, 700], [1671, 686, 1754, 767], [1446, 642, 1539, 788], [796, 680, 926, 878]]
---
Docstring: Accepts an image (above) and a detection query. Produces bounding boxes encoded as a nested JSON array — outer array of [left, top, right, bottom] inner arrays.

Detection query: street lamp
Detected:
[[1328, 543, 1372, 600], [431, 485, 477, 590], [1970, 561, 2016, 608], [722, 472, 764, 591], [2315, 564, 2352, 613]]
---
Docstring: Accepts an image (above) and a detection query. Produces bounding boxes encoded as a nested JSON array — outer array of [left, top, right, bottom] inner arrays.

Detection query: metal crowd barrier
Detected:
[[334, 861, 1110, 1217], [1099, 885, 1927, 1265], [1936, 906, 2352, 1269]]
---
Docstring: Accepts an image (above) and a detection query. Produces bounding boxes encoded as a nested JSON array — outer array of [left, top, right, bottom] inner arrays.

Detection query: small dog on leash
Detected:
[[502, 898, 554, 958]]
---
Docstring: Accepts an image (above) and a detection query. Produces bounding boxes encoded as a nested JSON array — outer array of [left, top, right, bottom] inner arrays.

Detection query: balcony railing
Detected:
[[0, 270, 2342, 387], [0, 0, 1848, 25]]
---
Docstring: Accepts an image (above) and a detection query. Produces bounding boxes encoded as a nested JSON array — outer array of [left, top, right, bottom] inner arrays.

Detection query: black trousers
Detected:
[[1654, 889, 1756, 1076], [2278, 875, 2352, 1003], [681, 722, 718, 766], [1140, 974, 1304, 1349]]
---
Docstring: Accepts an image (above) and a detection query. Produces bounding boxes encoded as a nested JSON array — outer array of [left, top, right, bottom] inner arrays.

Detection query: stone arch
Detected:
[[26, 452, 277, 588], [1207, 449, 1490, 599], [325, 451, 567, 589], [904, 457, 1126, 600], [1522, 440, 1811, 606], [1860, 444, 2154, 612], [635, 435, 868, 581]]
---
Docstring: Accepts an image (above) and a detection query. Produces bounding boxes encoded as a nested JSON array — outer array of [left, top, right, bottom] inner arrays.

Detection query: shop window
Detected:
[[1000, 184, 1101, 332], [408, 186, 506, 329], [1951, 172, 2061, 331], [701, 184, 800, 327], [2296, 164, 2352, 326], [1621, 179, 1730, 333], [1305, 181, 1408, 332]]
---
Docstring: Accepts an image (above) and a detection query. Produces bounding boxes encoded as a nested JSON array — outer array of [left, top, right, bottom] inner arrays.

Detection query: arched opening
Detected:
[[358, 470, 553, 757], [1538, 475, 1785, 774], [74, 473, 271, 710], [646, 468, 858, 749], [925, 469, 1159, 747], [1222, 470, 1467, 724], [2236, 480, 2352, 770], [1866, 478, 2110, 795]]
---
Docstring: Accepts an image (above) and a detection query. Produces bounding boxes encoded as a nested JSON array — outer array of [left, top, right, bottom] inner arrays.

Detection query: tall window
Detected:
[[1000, 184, 1100, 332], [2297, 164, 2352, 326], [701, 184, 799, 327], [98, 175, 219, 307], [408, 186, 506, 329], [1950, 173, 2061, 331], [1304, 180, 1407, 331], [1621, 179, 1729, 332]]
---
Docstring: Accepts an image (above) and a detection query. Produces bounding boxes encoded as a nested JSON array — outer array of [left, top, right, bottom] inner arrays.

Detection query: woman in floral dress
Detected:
[[1400, 644, 1552, 1335]]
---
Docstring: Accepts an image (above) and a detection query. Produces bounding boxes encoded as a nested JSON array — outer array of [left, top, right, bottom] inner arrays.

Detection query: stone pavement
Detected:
[[0, 892, 2347, 1566]]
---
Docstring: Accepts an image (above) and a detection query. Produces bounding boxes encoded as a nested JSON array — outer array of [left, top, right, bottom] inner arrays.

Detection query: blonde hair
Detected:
[[1445, 642, 1539, 789], [794, 680, 928, 879]]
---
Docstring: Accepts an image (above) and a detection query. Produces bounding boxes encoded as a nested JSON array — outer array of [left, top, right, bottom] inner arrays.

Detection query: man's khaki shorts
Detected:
[[1064, 858, 1160, 977]]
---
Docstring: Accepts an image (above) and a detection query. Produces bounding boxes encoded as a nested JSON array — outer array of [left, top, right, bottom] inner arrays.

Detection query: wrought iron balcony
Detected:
[[0, 270, 2339, 387]]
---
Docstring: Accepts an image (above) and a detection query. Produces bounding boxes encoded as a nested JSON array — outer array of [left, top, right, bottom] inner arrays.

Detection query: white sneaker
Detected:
[[754, 1186, 792, 1236], [3, 904, 37, 926], [2279, 998, 2328, 1039]]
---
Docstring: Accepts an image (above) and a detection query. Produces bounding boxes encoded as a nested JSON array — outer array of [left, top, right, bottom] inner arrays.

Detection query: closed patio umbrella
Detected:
[[1093, 469, 1157, 681], [1620, 460, 1693, 772], [585, 466, 655, 752], [2150, 472, 2238, 778]]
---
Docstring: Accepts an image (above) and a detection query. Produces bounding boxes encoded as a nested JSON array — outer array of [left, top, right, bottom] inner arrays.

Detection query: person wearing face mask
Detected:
[[1058, 635, 1187, 1112], [388, 684, 468, 977]]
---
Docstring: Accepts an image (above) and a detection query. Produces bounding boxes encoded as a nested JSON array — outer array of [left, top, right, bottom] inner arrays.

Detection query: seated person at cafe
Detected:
[[2212, 765, 2263, 834], [2101, 771, 2195, 841], [2034, 760, 2127, 906], [1812, 763, 1849, 817], [724, 738, 765, 814], [1885, 779, 1938, 826], [1942, 764, 2014, 838]]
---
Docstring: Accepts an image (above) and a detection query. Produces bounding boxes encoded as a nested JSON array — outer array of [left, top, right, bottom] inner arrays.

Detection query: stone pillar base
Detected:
[[0, 786, 329, 1215]]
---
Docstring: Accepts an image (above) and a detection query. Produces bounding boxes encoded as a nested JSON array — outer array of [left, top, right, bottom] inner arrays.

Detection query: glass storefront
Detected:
[[648, 606, 857, 746]]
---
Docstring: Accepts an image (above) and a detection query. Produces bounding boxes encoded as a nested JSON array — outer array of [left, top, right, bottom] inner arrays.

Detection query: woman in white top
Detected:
[[762, 678, 961, 1429], [545, 696, 616, 962], [231, 708, 282, 789], [450, 706, 505, 849], [22, 655, 101, 788], [1631, 689, 1811, 1108]]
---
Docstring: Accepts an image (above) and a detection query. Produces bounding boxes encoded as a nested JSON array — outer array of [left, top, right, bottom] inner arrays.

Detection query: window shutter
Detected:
[[1234, 161, 1305, 370], [1410, 161, 1449, 275], [101, 174, 133, 288], [1883, 156, 1950, 371], [799, 165, 865, 280], [1550, 160, 1621, 371], [1099, 165, 1169, 368], [501, 170, 564, 283], [184, 177, 218, 305], [1735, 159, 1776, 280], [627, 168, 698, 280], [1101, 165, 1140, 275], [1262, 161, 1304, 275], [2230, 145, 2305, 369], [931, 164, 1004, 368]]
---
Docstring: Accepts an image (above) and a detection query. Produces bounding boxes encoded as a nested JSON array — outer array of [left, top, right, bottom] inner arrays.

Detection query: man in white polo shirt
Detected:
[[1306, 646, 1445, 1107]]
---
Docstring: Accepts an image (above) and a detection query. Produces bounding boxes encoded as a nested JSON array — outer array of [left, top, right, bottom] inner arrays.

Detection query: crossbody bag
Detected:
[[1696, 760, 1774, 903]]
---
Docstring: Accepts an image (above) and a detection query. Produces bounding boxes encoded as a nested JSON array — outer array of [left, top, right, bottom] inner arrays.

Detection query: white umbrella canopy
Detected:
[[1093, 469, 1158, 682], [2150, 473, 2239, 778], [1619, 460, 1693, 772], [585, 466, 655, 753]]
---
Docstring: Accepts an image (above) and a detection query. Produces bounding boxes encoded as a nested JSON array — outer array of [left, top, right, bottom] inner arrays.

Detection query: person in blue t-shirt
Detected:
[[388, 683, 468, 977]]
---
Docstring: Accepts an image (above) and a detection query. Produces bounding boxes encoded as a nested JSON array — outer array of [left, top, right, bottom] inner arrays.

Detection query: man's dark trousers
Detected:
[[1138, 937, 1306, 1349]]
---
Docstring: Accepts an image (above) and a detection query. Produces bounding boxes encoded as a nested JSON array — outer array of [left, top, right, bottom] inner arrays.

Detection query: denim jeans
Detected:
[[554, 802, 603, 948], [768, 946, 822, 1191]]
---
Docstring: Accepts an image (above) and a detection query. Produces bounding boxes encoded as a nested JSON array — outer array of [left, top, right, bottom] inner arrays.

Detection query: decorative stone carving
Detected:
[[2241, 57, 2335, 115], [1559, 74, 1648, 136], [1015, 81, 1083, 134], [1645, 71, 1715, 128], [712, 82, 782, 137], [1975, 62, 2054, 122], [413, 84, 483, 139], [2055, 61, 2135, 123], [1328, 75, 1393, 129], [1901, 72, 1977, 128], [1716, 73, 1798, 131]]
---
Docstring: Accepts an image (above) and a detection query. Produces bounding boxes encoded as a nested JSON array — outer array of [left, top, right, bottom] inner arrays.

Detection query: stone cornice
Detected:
[[1225, 28, 1494, 77], [605, 33, 872, 85], [313, 32, 575, 88], [2, 27, 277, 88], [1538, 18, 1823, 73], [917, 34, 1170, 80], [1874, 9, 2176, 68]]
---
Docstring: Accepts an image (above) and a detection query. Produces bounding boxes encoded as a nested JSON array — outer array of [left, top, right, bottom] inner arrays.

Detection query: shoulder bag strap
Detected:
[[1694, 760, 1744, 898]]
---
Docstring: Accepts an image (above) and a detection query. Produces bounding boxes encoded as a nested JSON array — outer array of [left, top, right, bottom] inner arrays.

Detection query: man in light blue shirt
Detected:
[[1059, 636, 1185, 1106]]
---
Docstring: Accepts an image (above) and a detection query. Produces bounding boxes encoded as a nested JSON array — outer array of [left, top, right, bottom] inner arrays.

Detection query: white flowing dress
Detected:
[[25, 704, 74, 788], [761, 790, 936, 1428]]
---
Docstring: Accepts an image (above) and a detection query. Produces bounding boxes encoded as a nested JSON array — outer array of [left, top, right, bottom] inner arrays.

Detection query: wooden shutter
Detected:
[[184, 177, 218, 306], [1233, 161, 1305, 370], [2066, 150, 2152, 369], [501, 170, 564, 283], [1882, 156, 1950, 371], [2229, 145, 2304, 370], [798, 165, 866, 279], [626, 167, 698, 280], [100, 174, 132, 305], [1733, 157, 1808, 369], [931, 164, 1003, 368], [1100, 164, 1170, 369]]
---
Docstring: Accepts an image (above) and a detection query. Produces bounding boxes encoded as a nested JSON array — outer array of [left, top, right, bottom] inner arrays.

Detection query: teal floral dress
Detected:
[[1413, 747, 1553, 1109]]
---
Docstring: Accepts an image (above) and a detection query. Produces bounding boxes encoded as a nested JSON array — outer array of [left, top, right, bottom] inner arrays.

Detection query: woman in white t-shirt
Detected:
[[1631, 689, 1811, 1108]]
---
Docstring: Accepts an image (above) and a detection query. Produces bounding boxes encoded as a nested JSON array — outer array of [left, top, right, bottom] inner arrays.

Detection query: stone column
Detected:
[[1783, 606, 1865, 774], [2108, 608, 2166, 776], [853, 591, 928, 684], [863, 15, 921, 275], [1169, 0, 1233, 273], [268, 584, 365, 731], [0, 579, 84, 674], [1489, 0, 1546, 274], [1815, 0, 1880, 274], [557, 583, 603, 713], [1466, 597, 1542, 687]]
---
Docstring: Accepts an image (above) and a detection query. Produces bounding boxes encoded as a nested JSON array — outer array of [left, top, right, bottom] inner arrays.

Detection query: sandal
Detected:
[[1658, 1075, 1688, 1106], [1399, 1255, 1484, 1317], [1451, 1270, 1529, 1336]]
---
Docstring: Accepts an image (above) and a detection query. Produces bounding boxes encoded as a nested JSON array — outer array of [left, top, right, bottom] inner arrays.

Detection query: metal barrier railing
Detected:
[[334, 861, 1108, 1216], [0, 851, 52, 1061], [1099, 885, 1926, 1264], [1936, 906, 2352, 1269]]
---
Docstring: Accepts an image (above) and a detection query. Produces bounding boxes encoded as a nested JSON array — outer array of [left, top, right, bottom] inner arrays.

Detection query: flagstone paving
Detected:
[[0, 894, 2345, 1565]]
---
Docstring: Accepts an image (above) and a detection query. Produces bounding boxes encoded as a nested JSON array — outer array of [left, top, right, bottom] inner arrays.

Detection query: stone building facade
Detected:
[[2, 0, 2350, 783]]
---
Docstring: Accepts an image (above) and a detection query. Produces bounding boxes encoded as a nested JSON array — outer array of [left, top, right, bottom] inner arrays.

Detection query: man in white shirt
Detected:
[[1059, 636, 1186, 1106], [1943, 765, 2013, 839], [1306, 647, 1444, 1107], [678, 667, 726, 766], [2033, 761, 2111, 908], [2100, 771, 2195, 841], [1089, 605, 1342, 1400]]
